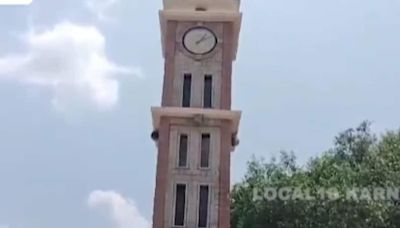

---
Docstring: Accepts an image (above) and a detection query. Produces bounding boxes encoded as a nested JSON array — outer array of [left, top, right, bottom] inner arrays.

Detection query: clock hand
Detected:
[[196, 33, 208, 44], [197, 36, 213, 46], [202, 35, 212, 42]]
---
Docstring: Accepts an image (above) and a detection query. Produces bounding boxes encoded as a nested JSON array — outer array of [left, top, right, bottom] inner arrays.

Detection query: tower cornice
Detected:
[[162, 0, 240, 11], [151, 106, 241, 134]]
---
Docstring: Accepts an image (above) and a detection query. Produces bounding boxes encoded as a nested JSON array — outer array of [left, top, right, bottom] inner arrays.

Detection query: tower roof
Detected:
[[162, 0, 240, 12]]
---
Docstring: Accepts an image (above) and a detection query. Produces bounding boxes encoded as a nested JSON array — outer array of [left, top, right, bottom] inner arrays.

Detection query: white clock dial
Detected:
[[183, 27, 217, 55]]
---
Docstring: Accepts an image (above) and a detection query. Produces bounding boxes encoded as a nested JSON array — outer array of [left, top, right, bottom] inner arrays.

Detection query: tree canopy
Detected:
[[231, 122, 400, 228]]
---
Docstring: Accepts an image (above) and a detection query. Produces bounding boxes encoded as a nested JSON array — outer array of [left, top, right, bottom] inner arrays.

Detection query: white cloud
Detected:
[[86, 0, 119, 22], [88, 190, 151, 228], [0, 21, 139, 113], [0, 0, 32, 5]]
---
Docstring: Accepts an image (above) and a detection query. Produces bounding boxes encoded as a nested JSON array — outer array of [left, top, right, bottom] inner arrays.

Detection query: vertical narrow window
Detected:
[[198, 185, 209, 228], [174, 184, 186, 226], [200, 134, 210, 168], [203, 75, 212, 108], [182, 74, 192, 107], [178, 134, 188, 167]]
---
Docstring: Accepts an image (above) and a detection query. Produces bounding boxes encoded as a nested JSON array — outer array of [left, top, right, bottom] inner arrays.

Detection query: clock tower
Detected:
[[151, 0, 242, 227]]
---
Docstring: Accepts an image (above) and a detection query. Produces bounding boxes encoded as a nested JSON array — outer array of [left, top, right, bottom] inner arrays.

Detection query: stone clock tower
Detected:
[[151, 0, 242, 227]]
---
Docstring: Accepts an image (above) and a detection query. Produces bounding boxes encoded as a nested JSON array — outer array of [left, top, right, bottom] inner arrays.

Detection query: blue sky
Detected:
[[0, 0, 399, 228]]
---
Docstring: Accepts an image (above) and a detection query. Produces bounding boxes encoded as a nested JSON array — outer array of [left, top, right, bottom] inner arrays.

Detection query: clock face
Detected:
[[183, 27, 217, 55]]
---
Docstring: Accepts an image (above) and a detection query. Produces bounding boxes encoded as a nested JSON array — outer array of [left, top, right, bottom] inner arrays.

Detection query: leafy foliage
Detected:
[[231, 122, 400, 228]]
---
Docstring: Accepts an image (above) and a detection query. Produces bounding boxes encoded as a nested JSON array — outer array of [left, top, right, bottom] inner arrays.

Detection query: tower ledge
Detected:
[[151, 106, 241, 133]]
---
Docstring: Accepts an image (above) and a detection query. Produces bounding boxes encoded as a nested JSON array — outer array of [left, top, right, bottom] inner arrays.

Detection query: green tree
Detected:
[[231, 122, 400, 228]]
